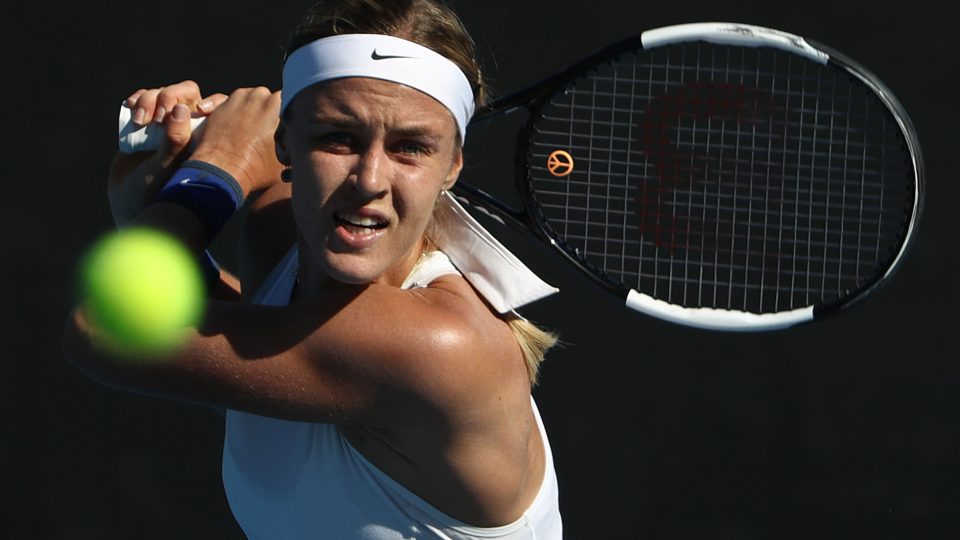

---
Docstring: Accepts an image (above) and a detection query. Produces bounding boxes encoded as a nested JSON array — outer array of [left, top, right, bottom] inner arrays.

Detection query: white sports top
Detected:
[[222, 247, 563, 539]]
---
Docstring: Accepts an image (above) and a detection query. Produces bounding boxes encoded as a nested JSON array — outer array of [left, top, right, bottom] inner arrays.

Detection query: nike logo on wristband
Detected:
[[371, 49, 414, 60], [179, 178, 217, 190]]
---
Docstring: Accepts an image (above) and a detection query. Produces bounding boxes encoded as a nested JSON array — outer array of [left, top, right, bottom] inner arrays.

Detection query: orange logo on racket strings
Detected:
[[546, 150, 575, 177]]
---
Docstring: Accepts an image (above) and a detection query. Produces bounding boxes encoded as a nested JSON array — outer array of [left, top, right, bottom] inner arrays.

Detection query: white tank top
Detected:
[[222, 248, 563, 539]]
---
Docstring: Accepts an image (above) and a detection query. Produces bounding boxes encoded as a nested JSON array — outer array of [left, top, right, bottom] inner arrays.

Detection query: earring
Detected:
[[281, 167, 293, 183]]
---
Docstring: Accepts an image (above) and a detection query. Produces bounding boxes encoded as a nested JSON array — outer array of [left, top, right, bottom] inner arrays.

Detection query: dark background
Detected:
[[3, 1, 956, 538]]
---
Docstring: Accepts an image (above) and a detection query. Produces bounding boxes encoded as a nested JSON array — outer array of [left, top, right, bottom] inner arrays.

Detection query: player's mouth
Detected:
[[334, 211, 389, 247], [336, 212, 388, 233]]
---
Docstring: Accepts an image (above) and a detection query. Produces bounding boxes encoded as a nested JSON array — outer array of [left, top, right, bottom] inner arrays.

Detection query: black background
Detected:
[[3, 1, 957, 538]]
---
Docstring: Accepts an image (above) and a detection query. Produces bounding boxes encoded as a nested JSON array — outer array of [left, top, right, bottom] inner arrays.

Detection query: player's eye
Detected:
[[321, 132, 353, 146], [397, 141, 427, 156], [311, 131, 357, 154]]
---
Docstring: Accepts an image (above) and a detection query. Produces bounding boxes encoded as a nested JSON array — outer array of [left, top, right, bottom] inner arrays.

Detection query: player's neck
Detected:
[[292, 236, 429, 302]]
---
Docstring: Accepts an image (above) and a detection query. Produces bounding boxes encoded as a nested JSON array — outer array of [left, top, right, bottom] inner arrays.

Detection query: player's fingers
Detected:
[[153, 81, 203, 124], [157, 104, 193, 166], [130, 88, 162, 125], [196, 93, 229, 115], [125, 89, 148, 109]]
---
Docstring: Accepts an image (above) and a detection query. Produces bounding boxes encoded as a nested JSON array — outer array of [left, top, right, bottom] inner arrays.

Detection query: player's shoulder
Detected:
[[402, 257, 501, 330], [404, 272, 525, 389]]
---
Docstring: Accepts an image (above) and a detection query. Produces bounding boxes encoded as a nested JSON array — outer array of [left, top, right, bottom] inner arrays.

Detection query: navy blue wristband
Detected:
[[154, 160, 244, 240]]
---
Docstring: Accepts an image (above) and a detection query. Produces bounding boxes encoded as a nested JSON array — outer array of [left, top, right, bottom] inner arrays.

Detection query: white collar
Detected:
[[430, 191, 558, 313]]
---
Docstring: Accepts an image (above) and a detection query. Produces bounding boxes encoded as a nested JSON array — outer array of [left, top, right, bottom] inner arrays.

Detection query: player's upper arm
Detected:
[[64, 276, 514, 428]]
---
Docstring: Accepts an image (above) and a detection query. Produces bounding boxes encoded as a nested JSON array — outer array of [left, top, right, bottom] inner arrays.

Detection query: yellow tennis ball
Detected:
[[79, 228, 205, 358]]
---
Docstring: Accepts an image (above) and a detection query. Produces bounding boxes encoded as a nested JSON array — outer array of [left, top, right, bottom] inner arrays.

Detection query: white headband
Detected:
[[281, 34, 475, 142]]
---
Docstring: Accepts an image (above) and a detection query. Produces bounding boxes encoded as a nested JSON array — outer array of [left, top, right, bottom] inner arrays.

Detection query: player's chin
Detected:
[[321, 251, 391, 286]]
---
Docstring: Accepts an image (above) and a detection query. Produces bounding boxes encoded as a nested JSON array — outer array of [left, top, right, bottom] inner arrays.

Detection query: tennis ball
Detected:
[[79, 228, 205, 358]]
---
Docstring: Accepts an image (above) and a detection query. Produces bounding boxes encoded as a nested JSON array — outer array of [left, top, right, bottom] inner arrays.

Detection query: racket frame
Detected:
[[451, 22, 924, 331]]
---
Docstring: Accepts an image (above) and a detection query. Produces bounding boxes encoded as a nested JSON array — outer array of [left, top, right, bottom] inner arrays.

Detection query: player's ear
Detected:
[[274, 123, 290, 166], [442, 148, 463, 191]]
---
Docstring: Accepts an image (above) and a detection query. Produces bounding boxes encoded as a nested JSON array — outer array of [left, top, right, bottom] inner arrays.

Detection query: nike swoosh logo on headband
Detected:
[[371, 49, 415, 60]]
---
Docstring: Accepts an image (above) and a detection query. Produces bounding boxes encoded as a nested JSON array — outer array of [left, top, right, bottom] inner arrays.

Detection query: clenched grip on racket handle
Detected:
[[118, 104, 206, 154]]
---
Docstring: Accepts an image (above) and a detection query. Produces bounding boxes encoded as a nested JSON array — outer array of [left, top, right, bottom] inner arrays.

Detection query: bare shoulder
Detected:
[[392, 272, 530, 418], [343, 273, 543, 525]]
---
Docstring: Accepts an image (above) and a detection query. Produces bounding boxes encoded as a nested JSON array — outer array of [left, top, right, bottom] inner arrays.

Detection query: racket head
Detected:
[[514, 22, 923, 331]]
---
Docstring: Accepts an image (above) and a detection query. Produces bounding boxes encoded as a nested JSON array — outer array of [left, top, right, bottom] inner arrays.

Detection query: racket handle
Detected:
[[118, 104, 206, 154]]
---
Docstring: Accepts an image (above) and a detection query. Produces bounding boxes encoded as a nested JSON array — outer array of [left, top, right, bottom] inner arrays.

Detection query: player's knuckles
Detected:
[[126, 89, 147, 107], [171, 79, 201, 94], [266, 91, 282, 110], [139, 87, 163, 102], [241, 85, 270, 95], [233, 86, 273, 103], [133, 89, 163, 121], [221, 87, 276, 117], [167, 80, 202, 102], [158, 82, 202, 109], [155, 90, 184, 108], [250, 89, 281, 115], [227, 87, 253, 100]]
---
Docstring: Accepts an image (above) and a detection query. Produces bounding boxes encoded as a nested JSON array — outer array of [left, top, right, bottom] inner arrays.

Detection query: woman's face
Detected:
[[278, 77, 463, 288]]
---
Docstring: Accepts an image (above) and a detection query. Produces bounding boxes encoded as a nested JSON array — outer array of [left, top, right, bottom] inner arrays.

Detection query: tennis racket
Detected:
[[119, 22, 924, 332], [455, 22, 923, 331]]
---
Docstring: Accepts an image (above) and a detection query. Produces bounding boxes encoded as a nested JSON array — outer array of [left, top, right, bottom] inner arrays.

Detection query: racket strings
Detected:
[[526, 42, 913, 314]]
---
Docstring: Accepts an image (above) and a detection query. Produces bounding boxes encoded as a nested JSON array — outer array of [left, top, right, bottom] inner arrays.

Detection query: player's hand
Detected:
[[124, 80, 226, 126], [188, 87, 284, 196], [108, 81, 228, 226]]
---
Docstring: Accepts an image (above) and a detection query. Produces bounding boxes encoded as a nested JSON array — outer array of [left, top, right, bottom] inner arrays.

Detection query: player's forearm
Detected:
[[62, 306, 165, 393], [62, 306, 230, 408], [61, 297, 384, 423], [129, 196, 241, 302], [128, 202, 208, 253]]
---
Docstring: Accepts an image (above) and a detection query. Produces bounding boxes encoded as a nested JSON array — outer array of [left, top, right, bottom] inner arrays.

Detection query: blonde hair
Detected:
[[504, 312, 558, 385]]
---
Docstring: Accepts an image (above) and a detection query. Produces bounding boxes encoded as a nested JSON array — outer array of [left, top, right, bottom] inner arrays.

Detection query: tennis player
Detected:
[[64, 0, 563, 538]]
